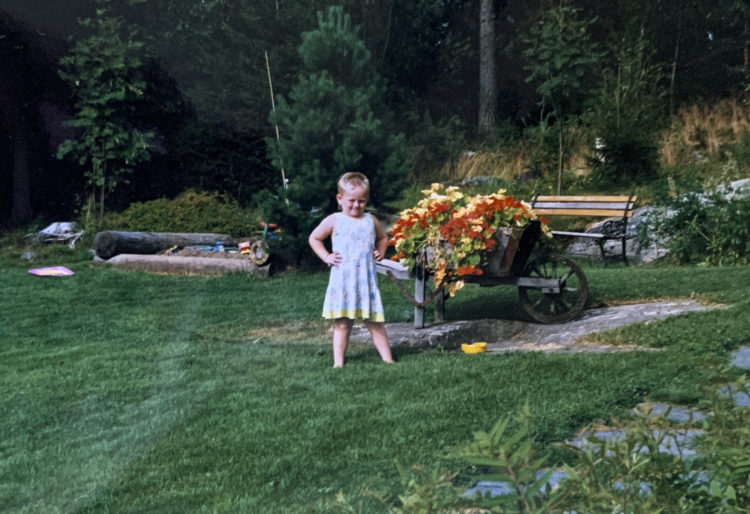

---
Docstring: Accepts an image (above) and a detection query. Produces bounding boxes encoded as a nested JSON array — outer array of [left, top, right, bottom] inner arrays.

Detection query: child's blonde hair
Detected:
[[337, 172, 370, 197]]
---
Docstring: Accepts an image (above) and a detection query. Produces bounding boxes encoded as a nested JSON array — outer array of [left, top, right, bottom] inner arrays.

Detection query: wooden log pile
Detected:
[[93, 231, 272, 276]]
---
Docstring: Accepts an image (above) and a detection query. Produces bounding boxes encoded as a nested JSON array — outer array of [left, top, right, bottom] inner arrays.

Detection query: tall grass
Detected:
[[433, 97, 750, 184], [2, 257, 749, 511]]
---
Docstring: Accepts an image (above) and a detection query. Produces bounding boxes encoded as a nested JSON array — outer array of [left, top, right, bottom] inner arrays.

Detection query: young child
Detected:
[[309, 172, 395, 367]]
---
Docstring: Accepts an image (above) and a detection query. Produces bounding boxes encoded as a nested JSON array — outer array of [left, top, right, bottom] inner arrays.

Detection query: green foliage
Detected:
[[586, 29, 667, 186], [268, 5, 410, 215], [587, 135, 660, 188], [404, 110, 467, 180], [101, 190, 257, 236], [639, 188, 750, 265], [459, 404, 563, 512], [56, 0, 153, 217], [254, 186, 325, 268], [522, 1, 602, 116], [170, 121, 277, 206], [394, 371, 750, 513], [522, 0, 602, 192]]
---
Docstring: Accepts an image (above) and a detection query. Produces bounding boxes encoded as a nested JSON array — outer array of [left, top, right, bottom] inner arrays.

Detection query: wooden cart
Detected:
[[378, 220, 589, 328]]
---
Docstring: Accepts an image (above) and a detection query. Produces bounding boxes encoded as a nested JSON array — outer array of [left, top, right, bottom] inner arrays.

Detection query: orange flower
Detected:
[[390, 183, 548, 295]]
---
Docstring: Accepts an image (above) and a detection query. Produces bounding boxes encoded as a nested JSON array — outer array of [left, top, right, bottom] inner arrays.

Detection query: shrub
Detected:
[[639, 186, 750, 266], [102, 190, 257, 236]]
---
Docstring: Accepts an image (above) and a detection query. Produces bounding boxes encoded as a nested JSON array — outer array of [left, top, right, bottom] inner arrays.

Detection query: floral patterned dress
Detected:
[[322, 213, 385, 322]]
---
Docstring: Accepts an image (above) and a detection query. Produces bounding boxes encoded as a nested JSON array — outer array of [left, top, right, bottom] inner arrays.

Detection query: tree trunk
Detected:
[[100, 254, 272, 276], [93, 231, 239, 259], [478, 0, 497, 131]]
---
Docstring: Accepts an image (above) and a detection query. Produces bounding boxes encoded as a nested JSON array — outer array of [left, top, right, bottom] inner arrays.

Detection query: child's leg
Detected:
[[364, 321, 394, 363], [332, 318, 354, 367]]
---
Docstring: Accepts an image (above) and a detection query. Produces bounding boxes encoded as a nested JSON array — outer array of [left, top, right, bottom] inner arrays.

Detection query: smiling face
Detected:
[[337, 185, 369, 218]]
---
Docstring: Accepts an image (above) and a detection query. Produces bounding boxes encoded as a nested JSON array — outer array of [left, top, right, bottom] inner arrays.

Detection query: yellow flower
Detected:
[[448, 280, 465, 296]]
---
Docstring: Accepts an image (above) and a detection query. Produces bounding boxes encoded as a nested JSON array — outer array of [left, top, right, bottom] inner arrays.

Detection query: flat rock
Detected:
[[635, 402, 706, 423], [730, 346, 750, 370], [351, 300, 722, 353], [571, 428, 705, 457]]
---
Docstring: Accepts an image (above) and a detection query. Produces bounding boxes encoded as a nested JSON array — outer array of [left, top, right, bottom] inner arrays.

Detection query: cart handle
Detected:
[[385, 270, 444, 308]]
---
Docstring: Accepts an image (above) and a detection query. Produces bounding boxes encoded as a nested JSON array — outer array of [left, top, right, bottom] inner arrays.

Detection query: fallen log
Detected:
[[93, 231, 237, 259], [100, 254, 272, 276]]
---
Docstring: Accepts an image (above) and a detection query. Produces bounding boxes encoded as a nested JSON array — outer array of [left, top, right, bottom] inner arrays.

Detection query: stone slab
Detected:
[[731, 346, 750, 370], [351, 300, 723, 353]]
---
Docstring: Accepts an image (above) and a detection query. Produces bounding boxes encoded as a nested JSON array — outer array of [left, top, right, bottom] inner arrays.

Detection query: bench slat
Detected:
[[533, 201, 633, 211], [534, 208, 635, 217], [534, 195, 635, 202]]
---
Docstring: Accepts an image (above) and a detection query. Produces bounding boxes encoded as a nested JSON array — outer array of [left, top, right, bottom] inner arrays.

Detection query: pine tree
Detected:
[[268, 5, 409, 216]]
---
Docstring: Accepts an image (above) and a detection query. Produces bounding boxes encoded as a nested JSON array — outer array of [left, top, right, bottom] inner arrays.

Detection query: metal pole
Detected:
[[265, 51, 287, 189]]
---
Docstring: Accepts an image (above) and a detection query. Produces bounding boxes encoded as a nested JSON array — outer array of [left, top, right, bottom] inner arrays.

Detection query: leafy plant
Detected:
[[522, 0, 602, 194], [394, 371, 750, 512], [585, 26, 667, 187], [56, 0, 153, 220], [639, 187, 750, 265], [458, 404, 565, 512]]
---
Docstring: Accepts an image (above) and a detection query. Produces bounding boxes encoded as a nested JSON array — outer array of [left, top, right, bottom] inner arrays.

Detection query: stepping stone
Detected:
[[719, 383, 750, 408], [635, 402, 706, 423], [571, 428, 704, 457], [463, 470, 568, 499], [730, 346, 750, 370]]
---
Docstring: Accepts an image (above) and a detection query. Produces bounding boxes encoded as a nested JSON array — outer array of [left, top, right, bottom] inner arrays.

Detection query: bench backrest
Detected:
[[531, 195, 637, 218]]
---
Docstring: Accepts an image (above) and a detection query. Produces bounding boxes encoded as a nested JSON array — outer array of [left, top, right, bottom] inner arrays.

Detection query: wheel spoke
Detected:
[[520, 255, 589, 324], [556, 297, 572, 311]]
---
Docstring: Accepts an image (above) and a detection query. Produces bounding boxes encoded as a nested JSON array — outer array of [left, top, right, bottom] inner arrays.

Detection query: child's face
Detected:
[[337, 185, 368, 218]]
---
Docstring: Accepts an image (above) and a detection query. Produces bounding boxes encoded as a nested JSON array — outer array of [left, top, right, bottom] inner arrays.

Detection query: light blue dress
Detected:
[[323, 213, 385, 322]]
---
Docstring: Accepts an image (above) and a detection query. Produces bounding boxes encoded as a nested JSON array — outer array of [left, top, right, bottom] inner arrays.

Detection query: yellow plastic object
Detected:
[[461, 342, 487, 354]]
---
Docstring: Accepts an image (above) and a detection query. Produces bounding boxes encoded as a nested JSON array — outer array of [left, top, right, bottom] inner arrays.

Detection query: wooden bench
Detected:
[[530, 194, 637, 265]]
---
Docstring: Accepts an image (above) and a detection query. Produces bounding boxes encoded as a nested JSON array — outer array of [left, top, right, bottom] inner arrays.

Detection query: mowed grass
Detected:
[[1, 259, 749, 512]]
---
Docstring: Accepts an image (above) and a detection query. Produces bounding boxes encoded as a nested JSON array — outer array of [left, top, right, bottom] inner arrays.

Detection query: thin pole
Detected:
[[265, 51, 287, 189]]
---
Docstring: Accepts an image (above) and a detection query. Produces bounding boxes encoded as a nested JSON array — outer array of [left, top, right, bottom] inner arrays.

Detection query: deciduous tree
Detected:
[[56, 0, 153, 219]]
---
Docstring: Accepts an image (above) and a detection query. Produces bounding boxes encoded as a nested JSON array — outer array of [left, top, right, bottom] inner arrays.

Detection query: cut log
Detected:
[[93, 231, 237, 259], [100, 254, 271, 276]]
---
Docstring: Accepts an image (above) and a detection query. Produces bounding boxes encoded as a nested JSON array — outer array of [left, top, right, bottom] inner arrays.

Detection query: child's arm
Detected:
[[309, 214, 342, 266], [371, 216, 388, 262]]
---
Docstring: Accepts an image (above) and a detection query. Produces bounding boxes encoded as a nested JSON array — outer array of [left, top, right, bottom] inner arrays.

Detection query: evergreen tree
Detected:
[[267, 5, 409, 218]]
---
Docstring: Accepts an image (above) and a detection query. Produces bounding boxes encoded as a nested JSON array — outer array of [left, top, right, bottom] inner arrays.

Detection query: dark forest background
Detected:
[[2, 0, 748, 228]]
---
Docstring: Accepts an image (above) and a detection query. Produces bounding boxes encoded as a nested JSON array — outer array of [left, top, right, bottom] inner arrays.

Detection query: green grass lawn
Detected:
[[1, 258, 749, 512]]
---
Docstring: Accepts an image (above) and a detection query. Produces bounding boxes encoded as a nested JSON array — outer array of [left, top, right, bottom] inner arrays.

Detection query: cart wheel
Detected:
[[518, 254, 589, 324], [250, 240, 270, 266]]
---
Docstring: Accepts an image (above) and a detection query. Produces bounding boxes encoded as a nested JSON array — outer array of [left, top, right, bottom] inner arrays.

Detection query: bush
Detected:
[[101, 190, 258, 237], [587, 133, 660, 187], [639, 186, 750, 266], [253, 187, 325, 269]]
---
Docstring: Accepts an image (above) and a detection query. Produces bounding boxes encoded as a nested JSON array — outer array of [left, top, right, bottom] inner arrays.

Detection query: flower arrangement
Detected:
[[389, 183, 550, 296]]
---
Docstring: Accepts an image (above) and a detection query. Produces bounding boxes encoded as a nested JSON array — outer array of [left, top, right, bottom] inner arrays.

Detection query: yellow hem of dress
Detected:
[[324, 309, 385, 322]]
